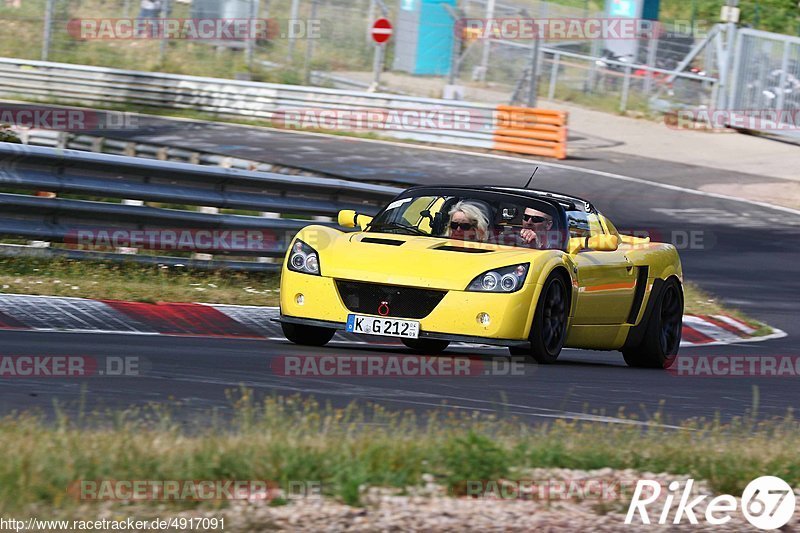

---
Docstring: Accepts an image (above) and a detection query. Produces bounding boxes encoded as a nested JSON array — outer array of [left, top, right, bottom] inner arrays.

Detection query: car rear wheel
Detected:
[[281, 321, 336, 347], [526, 274, 569, 364], [402, 338, 450, 354], [622, 278, 683, 369]]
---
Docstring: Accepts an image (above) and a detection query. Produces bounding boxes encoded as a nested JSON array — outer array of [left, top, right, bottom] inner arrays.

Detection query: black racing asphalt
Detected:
[[1, 105, 798, 424]]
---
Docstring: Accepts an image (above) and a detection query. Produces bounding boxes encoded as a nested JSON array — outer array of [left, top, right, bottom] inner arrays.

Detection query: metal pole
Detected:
[[548, 52, 560, 100], [643, 34, 658, 95], [366, 0, 376, 44], [723, 22, 738, 109], [477, 0, 495, 82], [586, 38, 601, 92], [159, 0, 170, 64], [287, 0, 301, 62], [246, 0, 261, 69], [620, 65, 632, 111], [304, 0, 319, 83], [448, 23, 460, 86], [722, 0, 741, 109], [370, 43, 385, 91], [526, 32, 541, 107], [41, 0, 56, 61], [443, 3, 463, 87]]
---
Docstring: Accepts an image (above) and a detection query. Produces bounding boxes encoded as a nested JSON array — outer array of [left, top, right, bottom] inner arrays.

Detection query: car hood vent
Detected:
[[435, 245, 492, 253], [360, 237, 405, 246]]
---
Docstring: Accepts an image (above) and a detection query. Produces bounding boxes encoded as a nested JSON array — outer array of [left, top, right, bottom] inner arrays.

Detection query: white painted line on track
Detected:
[[141, 373, 686, 429]]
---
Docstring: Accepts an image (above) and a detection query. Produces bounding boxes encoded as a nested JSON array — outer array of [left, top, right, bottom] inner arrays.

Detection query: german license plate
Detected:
[[346, 314, 420, 339]]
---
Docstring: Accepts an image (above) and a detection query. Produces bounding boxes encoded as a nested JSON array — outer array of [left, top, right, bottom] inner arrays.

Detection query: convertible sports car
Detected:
[[278, 186, 683, 368]]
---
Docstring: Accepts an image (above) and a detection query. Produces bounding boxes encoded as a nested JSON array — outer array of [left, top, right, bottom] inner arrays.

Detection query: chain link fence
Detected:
[[731, 28, 800, 123], [0, 0, 771, 117], [0, 0, 393, 82]]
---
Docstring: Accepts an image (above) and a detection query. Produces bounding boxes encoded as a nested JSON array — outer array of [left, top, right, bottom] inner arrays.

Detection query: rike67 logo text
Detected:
[[626, 476, 796, 529]]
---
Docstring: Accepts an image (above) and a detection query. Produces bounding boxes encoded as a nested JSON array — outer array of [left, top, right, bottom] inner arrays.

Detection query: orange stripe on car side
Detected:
[[583, 281, 637, 293]]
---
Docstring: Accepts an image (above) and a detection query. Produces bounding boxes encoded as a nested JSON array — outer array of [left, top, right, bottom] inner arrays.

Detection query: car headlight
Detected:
[[467, 264, 529, 293], [287, 239, 321, 276]]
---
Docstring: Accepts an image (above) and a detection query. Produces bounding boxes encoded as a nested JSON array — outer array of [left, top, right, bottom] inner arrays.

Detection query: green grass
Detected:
[[683, 282, 773, 336], [0, 391, 798, 515], [0, 256, 280, 305]]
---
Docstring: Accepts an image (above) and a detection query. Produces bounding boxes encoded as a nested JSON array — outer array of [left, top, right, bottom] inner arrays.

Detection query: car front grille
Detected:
[[335, 280, 447, 319]]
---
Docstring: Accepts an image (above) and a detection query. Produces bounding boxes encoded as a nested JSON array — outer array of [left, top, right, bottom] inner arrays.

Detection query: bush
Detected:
[[0, 124, 21, 143], [442, 431, 511, 496]]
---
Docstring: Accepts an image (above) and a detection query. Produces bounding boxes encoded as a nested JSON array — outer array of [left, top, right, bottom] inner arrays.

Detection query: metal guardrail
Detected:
[[0, 143, 401, 270], [0, 57, 568, 159], [16, 129, 342, 181]]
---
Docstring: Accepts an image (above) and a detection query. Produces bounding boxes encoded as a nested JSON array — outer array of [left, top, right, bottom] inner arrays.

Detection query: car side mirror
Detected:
[[568, 234, 620, 254], [337, 210, 373, 230]]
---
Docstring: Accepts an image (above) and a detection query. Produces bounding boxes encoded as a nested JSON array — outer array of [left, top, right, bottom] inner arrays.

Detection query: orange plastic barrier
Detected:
[[492, 105, 568, 159]]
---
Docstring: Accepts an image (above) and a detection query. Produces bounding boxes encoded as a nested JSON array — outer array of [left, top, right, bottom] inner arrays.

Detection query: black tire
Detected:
[[281, 321, 336, 347], [525, 274, 569, 364], [622, 278, 683, 369], [402, 338, 450, 354]]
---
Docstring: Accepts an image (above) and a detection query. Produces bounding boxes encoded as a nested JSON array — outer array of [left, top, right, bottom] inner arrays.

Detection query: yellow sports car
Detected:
[[279, 186, 683, 368]]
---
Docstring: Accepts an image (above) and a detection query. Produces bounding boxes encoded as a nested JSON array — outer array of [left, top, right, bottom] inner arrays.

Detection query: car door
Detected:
[[568, 211, 638, 325]]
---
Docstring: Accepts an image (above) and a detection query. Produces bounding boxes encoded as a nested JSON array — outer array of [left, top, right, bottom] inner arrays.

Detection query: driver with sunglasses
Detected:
[[519, 207, 554, 249]]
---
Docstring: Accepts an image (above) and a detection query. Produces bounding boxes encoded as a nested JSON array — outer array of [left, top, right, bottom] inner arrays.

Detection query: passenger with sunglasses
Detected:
[[446, 200, 490, 243], [519, 207, 554, 248]]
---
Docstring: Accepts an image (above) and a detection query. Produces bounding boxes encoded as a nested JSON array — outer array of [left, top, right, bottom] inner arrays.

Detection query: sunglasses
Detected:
[[523, 214, 550, 223], [450, 221, 476, 231]]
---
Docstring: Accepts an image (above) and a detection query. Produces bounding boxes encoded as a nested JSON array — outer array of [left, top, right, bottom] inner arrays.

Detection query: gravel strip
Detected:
[[62, 468, 798, 532]]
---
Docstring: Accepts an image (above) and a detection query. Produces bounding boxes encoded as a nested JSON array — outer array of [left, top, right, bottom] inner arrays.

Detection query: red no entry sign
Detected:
[[371, 18, 393, 44]]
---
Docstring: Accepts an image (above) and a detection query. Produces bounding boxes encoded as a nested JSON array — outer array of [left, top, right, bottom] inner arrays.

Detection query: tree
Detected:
[[660, 0, 799, 35]]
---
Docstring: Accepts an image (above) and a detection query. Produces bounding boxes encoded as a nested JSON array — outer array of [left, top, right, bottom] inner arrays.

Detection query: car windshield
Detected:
[[367, 193, 564, 250]]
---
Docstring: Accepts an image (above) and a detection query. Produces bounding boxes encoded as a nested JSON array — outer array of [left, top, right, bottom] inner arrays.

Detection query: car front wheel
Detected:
[[525, 274, 569, 364]]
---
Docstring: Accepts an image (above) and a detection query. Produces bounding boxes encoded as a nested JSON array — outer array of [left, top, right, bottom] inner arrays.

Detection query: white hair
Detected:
[[447, 200, 490, 240]]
